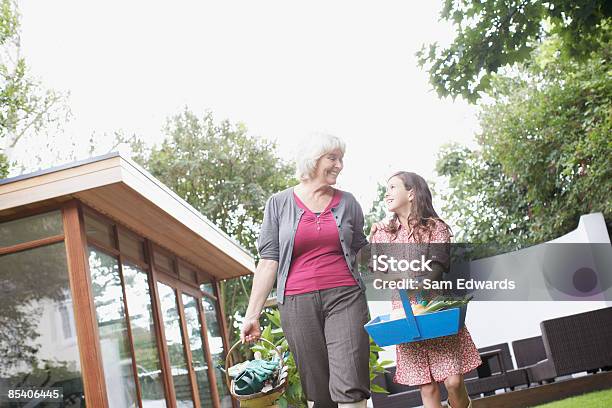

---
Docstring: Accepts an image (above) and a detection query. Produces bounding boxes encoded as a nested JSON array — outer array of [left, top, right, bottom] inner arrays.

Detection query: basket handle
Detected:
[[399, 289, 422, 339], [224, 337, 284, 390]]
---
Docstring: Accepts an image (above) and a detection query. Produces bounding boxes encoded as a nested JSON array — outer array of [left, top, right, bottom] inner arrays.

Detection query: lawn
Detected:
[[533, 389, 612, 407]]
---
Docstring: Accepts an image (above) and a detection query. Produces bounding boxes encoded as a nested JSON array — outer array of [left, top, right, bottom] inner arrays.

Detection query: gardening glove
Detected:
[[223, 360, 249, 378], [234, 359, 279, 395], [245, 359, 278, 380]]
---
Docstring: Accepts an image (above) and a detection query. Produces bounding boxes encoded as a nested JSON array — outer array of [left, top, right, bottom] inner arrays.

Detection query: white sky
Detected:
[[17, 0, 479, 215]]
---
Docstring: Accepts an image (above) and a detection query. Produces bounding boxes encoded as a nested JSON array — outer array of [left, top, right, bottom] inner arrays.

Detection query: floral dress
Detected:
[[371, 220, 482, 385]]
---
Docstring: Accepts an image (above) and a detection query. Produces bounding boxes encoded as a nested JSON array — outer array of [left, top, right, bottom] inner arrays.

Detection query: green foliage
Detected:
[[130, 109, 295, 255], [252, 309, 304, 407], [254, 310, 392, 406], [0, 151, 8, 177], [369, 340, 393, 395], [436, 37, 612, 249], [0, 0, 70, 173], [364, 183, 388, 235], [0, 0, 18, 45], [418, 0, 611, 101]]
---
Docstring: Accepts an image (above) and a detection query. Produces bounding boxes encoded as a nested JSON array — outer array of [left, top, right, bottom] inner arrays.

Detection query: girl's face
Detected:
[[313, 149, 344, 185], [385, 176, 413, 213]]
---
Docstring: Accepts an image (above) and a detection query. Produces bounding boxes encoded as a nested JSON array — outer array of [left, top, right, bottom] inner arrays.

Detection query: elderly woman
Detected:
[[240, 134, 370, 408]]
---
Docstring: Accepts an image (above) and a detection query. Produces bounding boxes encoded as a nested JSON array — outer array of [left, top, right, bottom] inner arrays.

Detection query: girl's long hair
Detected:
[[387, 171, 451, 242]]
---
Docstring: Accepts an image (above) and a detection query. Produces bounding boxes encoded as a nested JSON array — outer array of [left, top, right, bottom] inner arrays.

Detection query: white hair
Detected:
[[294, 133, 346, 181]]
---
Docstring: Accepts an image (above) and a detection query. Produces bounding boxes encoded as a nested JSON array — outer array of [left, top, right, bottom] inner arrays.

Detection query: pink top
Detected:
[[370, 219, 452, 245], [284, 189, 357, 295]]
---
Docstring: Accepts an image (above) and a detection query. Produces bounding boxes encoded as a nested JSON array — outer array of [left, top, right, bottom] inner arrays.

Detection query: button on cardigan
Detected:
[[256, 187, 369, 304]]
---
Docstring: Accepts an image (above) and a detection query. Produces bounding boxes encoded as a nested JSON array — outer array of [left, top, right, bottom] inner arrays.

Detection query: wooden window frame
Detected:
[[212, 280, 235, 407], [0, 207, 65, 254], [0, 202, 67, 224], [117, 224, 148, 267], [62, 200, 110, 407], [112, 224, 145, 408], [156, 272, 222, 408], [82, 207, 173, 408], [147, 240, 177, 408], [177, 259, 199, 286], [152, 244, 178, 277], [2, 200, 232, 408], [0, 234, 64, 255], [82, 208, 117, 250], [1, 202, 110, 407]]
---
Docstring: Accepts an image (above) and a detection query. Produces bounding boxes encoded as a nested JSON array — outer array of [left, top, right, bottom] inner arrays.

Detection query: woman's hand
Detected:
[[240, 259, 278, 344], [240, 316, 261, 344]]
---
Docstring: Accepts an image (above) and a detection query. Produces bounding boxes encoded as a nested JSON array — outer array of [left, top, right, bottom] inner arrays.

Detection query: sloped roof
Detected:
[[0, 151, 255, 279]]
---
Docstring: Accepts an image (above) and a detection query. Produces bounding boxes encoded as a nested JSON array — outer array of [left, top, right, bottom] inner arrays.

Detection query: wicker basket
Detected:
[[224, 338, 288, 408]]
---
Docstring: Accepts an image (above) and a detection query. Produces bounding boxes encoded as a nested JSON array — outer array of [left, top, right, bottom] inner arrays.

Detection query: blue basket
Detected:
[[365, 290, 467, 347]]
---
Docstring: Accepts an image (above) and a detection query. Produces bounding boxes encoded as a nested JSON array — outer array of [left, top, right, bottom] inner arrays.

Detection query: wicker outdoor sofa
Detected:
[[523, 306, 612, 384]]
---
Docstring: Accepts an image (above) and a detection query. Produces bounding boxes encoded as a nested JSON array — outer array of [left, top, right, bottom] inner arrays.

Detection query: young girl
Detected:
[[370, 171, 481, 408]]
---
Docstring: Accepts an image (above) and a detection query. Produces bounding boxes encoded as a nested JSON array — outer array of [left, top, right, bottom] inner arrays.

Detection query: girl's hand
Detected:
[[240, 317, 261, 344], [369, 221, 389, 239]]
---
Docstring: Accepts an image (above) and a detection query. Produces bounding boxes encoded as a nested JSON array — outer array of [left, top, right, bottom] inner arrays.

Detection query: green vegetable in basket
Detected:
[[422, 295, 472, 313]]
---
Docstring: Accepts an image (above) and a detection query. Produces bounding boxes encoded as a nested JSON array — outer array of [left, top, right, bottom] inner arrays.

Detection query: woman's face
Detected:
[[385, 176, 413, 213], [313, 149, 344, 185]]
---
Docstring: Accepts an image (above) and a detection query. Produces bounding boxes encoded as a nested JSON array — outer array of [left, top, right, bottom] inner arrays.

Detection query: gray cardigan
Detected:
[[257, 187, 369, 304]]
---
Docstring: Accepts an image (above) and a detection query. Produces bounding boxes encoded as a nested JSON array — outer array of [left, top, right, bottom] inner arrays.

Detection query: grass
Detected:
[[533, 389, 612, 407]]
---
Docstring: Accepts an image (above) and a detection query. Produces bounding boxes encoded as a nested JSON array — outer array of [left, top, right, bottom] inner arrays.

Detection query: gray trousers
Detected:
[[278, 285, 371, 408]]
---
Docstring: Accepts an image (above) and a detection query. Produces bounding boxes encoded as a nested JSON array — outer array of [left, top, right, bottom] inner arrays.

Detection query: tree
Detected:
[[131, 109, 295, 255], [0, 150, 7, 177], [0, 0, 70, 176], [436, 36, 611, 249], [126, 109, 296, 349], [418, 0, 611, 101], [364, 182, 387, 235]]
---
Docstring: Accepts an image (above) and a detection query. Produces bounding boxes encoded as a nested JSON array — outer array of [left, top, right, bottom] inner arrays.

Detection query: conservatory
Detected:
[[0, 151, 255, 408]]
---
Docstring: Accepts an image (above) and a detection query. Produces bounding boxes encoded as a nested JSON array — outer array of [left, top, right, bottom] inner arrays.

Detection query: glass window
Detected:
[[202, 296, 232, 408], [88, 247, 138, 408], [157, 282, 194, 408], [59, 302, 74, 339], [84, 213, 115, 248], [0, 242, 85, 407], [119, 230, 146, 264], [200, 282, 215, 297], [123, 262, 167, 407], [0, 210, 63, 247], [182, 294, 213, 407]]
